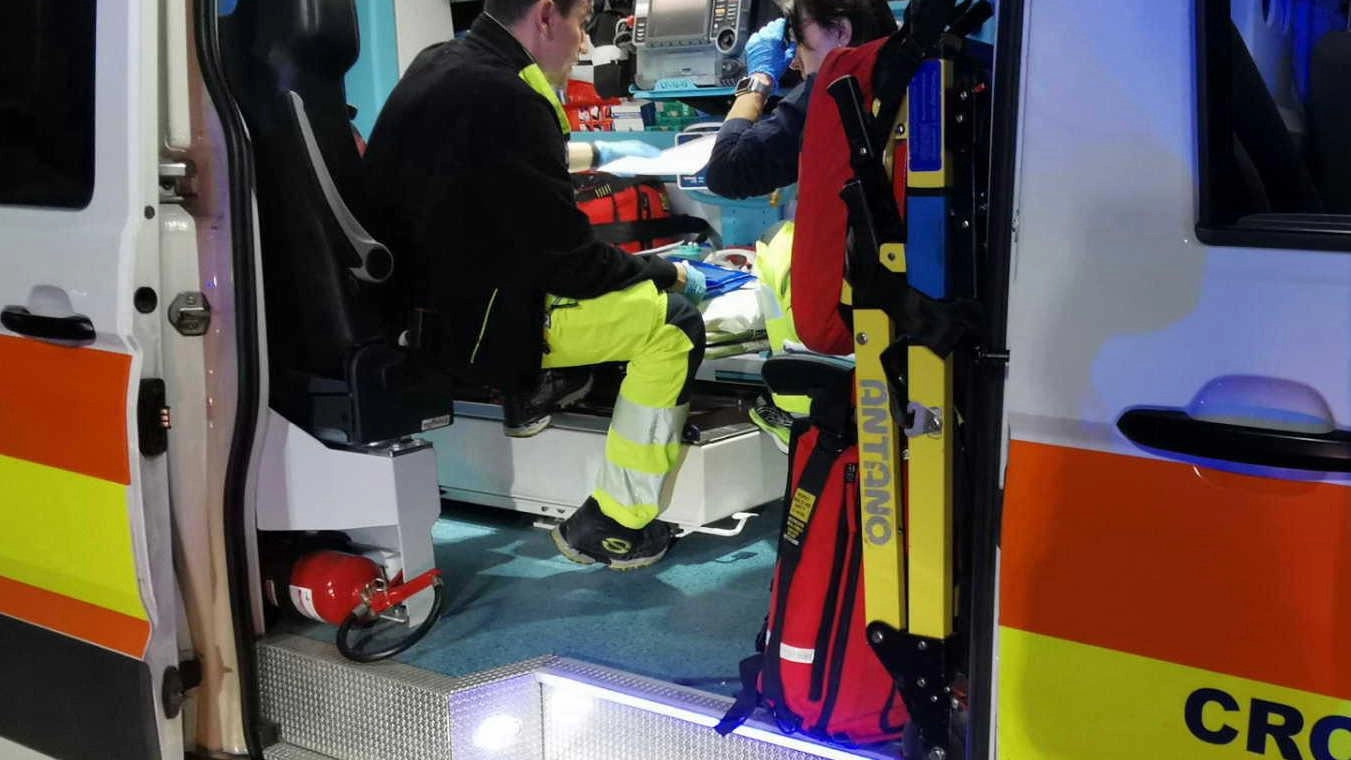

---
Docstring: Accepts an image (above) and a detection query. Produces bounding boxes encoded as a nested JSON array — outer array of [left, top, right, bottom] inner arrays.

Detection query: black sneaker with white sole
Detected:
[[552, 498, 674, 570], [502, 368, 594, 437]]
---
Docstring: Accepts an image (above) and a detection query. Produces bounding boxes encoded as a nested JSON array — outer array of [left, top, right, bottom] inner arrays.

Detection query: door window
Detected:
[[1196, 0, 1351, 250], [0, 0, 97, 209]]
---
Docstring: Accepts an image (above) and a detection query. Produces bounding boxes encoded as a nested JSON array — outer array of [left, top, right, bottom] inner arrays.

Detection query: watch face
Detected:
[[735, 76, 767, 96]]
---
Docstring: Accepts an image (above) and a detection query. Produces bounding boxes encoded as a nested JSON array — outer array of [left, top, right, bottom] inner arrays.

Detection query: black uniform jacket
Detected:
[[364, 15, 678, 390], [704, 75, 815, 199]]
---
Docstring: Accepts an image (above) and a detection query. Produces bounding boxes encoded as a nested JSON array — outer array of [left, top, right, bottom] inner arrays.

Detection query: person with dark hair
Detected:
[[363, 0, 709, 569], [702, 0, 897, 450], [703, 0, 897, 199]]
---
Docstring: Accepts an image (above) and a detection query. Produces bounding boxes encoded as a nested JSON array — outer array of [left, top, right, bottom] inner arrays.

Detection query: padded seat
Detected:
[[221, 0, 452, 444], [762, 354, 856, 439]]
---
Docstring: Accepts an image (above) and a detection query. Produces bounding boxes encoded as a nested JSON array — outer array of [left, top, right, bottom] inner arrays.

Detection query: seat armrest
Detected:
[[288, 90, 394, 284]]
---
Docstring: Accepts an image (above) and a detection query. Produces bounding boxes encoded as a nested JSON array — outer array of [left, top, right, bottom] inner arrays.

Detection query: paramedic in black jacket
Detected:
[[363, 0, 708, 569], [704, 0, 898, 199]]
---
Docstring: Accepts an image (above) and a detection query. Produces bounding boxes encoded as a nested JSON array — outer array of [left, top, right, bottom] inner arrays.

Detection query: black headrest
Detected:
[[243, 0, 365, 207], [221, 0, 381, 380], [257, 0, 360, 79]]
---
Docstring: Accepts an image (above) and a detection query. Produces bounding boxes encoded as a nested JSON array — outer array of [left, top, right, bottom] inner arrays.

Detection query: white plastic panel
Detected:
[[0, 4, 155, 336], [425, 406, 787, 528], [1004, 0, 1351, 461], [393, 0, 455, 74], [255, 412, 439, 532], [255, 412, 442, 624]]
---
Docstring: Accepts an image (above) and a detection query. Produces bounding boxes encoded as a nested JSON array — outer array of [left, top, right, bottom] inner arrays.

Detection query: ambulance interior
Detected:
[[5, 0, 1350, 756], [217, 0, 993, 697], [197, 0, 1350, 755]]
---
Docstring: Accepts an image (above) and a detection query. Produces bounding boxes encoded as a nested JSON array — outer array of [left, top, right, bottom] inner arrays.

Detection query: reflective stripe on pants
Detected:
[[542, 282, 705, 528]]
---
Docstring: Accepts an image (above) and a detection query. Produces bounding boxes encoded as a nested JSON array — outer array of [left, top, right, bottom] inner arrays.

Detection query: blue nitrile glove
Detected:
[[745, 18, 791, 84], [665, 243, 704, 262], [680, 262, 708, 302], [593, 140, 661, 166]]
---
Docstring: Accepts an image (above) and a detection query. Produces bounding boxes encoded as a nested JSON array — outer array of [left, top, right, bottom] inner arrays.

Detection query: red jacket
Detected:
[[791, 38, 895, 356]]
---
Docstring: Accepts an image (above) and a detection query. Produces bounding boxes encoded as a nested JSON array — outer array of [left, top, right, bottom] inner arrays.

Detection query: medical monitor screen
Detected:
[[647, 0, 709, 39]]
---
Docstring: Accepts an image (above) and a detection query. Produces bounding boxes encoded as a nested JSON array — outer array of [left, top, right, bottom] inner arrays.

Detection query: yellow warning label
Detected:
[[784, 488, 817, 545]]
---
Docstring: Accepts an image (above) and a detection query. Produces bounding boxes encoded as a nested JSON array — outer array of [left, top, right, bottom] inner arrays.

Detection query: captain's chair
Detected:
[[221, 0, 452, 444]]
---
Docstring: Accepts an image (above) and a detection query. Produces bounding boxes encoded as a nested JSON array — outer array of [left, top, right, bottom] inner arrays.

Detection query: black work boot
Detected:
[[502, 368, 594, 437], [552, 498, 674, 570]]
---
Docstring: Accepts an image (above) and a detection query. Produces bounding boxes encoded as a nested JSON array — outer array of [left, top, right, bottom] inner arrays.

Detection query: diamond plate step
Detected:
[[536, 660, 896, 760], [258, 634, 550, 760], [263, 742, 340, 760], [258, 635, 895, 760]]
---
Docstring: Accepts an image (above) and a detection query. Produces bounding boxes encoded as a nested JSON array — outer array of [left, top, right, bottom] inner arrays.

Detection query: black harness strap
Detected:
[[590, 214, 722, 249], [717, 430, 848, 736]]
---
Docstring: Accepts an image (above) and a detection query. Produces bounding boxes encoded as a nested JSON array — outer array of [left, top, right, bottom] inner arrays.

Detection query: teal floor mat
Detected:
[[283, 500, 781, 694]]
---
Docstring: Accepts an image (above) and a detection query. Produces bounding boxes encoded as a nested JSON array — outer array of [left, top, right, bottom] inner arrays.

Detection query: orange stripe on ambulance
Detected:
[[1186, 687, 1351, 760]]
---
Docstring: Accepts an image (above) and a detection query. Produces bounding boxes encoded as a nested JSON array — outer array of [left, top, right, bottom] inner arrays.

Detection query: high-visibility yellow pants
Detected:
[[542, 282, 705, 529], [753, 222, 810, 415]]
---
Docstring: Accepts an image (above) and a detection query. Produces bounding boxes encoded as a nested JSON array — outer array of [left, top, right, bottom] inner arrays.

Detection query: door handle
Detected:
[[1117, 408, 1351, 473], [1, 305, 96, 344]]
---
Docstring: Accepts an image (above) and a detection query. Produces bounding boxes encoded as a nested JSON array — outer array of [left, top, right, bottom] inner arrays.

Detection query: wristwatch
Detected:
[[733, 73, 774, 98]]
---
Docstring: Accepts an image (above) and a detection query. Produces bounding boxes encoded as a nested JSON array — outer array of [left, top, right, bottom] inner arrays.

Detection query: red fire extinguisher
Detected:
[[265, 546, 445, 663]]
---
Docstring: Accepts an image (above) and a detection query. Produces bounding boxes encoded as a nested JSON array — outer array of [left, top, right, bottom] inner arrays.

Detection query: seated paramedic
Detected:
[[704, 0, 897, 198], [703, 0, 896, 448], [362, 0, 708, 569]]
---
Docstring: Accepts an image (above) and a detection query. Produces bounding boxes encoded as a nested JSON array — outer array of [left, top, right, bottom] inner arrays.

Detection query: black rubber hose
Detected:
[[336, 580, 446, 663]]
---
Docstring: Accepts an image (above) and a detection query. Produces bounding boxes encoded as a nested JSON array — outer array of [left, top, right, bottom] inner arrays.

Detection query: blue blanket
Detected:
[[687, 260, 757, 299]]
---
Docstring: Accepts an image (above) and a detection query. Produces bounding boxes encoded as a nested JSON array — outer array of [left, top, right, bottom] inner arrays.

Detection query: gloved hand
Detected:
[[678, 262, 708, 302], [745, 18, 792, 84], [593, 140, 661, 166]]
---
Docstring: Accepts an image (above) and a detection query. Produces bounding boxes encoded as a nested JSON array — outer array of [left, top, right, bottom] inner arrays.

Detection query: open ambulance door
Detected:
[[0, 2, 184, 759], [995, 0, 1351, 757]]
